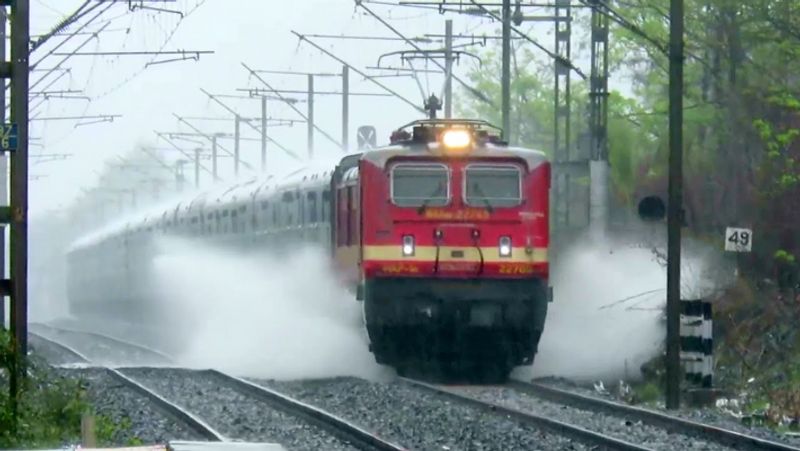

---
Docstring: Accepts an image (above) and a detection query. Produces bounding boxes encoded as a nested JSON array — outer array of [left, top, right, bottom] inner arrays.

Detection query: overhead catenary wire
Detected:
[[198, 88, 302, 161], [30, 21, 112, 91], [468, 0, 587, 80], [31, 1, 112, 63], [30, 0, 95, 52], [172, 113, 257, 172], [289, 33, 426, 114], [153, 131, 215, 177], [354, 1, 495, 106], [240, 63, 344, 151]]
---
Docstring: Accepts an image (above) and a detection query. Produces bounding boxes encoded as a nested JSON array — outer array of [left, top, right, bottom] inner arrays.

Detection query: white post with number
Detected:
[[725, 227, 753, 253]]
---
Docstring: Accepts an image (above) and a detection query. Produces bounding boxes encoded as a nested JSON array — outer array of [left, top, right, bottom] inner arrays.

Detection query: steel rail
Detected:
[[206, 370, 408, 451], [400, 378, 653, 451], [514, 381, 800, 451], [32, 325, 405, 448], [29, 332, 225, 442], [111, 369, 226, 442], [29, 330, 92, 363], [29, 322, 175, 364]]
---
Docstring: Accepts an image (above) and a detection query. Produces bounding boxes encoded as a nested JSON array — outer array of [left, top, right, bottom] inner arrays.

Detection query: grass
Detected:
[[0, 330, 135, 448]]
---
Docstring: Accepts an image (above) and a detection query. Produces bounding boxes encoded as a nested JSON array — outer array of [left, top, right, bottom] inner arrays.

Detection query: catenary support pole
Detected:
[[501, 0, 511, 142], [666, 0, 684, 410], [307, 74, 314, 158], [9, 0, 30, 421], [0, 6, 6, 330], [342, 65, 349, 151], [212, 135, 219, 181], [194, 148, 200, 188], [260, 96, 267, 171], [234, 115, 240, 176], [445, 19, 453, 119]]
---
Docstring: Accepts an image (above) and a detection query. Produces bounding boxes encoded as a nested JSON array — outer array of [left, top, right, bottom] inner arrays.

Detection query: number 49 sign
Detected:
[[725, 227, 753, 252]]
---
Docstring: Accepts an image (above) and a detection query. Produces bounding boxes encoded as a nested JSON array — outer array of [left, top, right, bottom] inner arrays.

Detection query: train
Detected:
[[66, 118, 552, 380]]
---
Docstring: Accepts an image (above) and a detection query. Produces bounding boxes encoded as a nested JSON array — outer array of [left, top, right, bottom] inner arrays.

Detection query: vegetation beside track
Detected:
[[0, 330, 134, 448]]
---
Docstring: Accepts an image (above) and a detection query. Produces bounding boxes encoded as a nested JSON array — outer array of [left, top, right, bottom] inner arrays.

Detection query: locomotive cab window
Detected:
[[390, 163, 450, 207], [464, 164, 522, 208]]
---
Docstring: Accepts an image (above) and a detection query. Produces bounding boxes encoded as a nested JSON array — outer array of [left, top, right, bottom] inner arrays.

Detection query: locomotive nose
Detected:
[[435, 223, 482, 244]]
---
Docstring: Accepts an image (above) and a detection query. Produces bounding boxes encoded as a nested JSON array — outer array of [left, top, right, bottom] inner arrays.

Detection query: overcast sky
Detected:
[[27, 0, 613, 217]]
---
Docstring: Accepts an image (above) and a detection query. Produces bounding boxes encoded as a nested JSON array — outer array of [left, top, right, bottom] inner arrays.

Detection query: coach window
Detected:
[[232, 210, 239, 233], [464, 164, 522, 208], [349, 186, 359, 244], [307, 192, 318, 223], [337, 188, 348, 246], [391, 163, 450, 207], [299, 191, 306, 225], [322, 189, 331, 222]]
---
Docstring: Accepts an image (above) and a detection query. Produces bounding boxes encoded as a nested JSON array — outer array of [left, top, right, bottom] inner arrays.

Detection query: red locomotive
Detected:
[[334, 119, 551, 377], [66, 118, 551, 380]]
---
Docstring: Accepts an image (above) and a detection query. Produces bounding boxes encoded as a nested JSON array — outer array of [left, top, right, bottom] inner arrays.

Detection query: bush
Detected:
[[0, 330, 125, 448]]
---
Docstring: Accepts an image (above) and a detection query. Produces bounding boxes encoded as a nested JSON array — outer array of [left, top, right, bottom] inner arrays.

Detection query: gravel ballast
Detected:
[[532, 377, 800, 449], [457, 384, 734, 451], [55, 367, 206, 445], [30, 324, 171, 366], [250, 376, 593, 451], [120, 367, 360, 451], [29, 333, 86, 366]]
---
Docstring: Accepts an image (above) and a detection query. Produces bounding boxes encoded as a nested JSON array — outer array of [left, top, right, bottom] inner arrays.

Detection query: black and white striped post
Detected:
[[680, 299, 713, 388]]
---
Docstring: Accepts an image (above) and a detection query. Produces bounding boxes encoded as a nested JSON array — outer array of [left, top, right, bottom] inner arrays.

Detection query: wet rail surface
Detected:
[[400, 377, 654, 451], [29, 326, 405, 451], [29, 331, 224, 441], [511, 380, 800, 451], [30, 322, 174, 365]]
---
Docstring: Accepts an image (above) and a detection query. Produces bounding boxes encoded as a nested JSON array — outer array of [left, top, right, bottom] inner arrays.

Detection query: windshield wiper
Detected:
[[417, 183, 445, 215], [471, 183, 494, 214]]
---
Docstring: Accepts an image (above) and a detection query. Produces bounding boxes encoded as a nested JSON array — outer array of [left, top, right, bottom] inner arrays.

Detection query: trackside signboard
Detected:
[[725, 227, 752, 252]]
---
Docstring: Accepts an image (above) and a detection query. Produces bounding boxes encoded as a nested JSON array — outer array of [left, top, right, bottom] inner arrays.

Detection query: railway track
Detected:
[[513, 380, 800, 451], [30, 327, 405, 451], [400, 377, 652, 451], [30, 322, 174, 365], [36, 323, 797, 450], [29, 332, 224, 441], [403, 376, 800, 451]]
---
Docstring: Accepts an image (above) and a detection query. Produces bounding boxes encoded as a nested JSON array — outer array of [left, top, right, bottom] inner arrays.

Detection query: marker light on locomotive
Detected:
[[402, 235, 415, 256], [499, 236, 512, 257]]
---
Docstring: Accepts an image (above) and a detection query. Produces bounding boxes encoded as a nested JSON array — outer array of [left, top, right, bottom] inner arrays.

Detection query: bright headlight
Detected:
[[441, 129, 472, 149], [499, 236, 512, 257], [402, 235, 415, 256]]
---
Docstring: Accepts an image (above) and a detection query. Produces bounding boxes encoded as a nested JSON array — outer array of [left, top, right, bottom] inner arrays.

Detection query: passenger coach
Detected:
[[66, 118, 551, 380]]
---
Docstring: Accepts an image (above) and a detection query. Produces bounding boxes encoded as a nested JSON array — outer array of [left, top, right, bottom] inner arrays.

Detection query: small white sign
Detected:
[[725, 227, 753, 252]]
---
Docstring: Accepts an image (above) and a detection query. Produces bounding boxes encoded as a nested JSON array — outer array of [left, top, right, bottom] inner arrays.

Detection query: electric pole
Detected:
[[212, 134, 219, 181], [194, 148, 201, 188], [260, 96, 267, 171], [501, 0, 511, 141], [0, 6, 6, 330], [234, 115, 240, 176], [308, 74, 314, 158], [666, 0, 685, 410], [445, 19, 453, 119], [5, 0, 30, 421], [342, 65, 349, 151]]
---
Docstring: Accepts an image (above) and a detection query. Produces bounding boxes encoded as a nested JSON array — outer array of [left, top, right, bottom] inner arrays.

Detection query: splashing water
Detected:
[[150, 237, 392, 381]]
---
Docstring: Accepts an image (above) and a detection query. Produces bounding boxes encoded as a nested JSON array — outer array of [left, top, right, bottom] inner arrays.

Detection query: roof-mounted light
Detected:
[[441, 129, 472, 150]]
